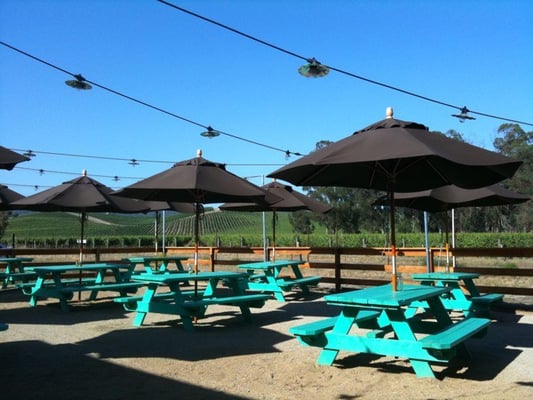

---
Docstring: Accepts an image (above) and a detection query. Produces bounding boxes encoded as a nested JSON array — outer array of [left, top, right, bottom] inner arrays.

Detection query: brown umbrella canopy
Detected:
[[220, 180, 332, 213], [0, 146, 30, 170], [13, 172, 149, 213], [114, 152, 268, 204], [269, 108, 522, 290], [376, 184, 530, 212], [0, 185, 24, 210], [269, 111, 522, 192]]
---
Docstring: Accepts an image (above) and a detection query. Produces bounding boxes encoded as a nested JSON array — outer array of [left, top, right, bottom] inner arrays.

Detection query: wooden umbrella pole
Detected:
[[389, 190, 398, 291]]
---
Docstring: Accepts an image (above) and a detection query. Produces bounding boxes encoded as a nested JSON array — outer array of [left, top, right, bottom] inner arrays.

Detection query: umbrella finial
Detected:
[[196, 149, 203, 158], [386, 107, 394, 119], [82, 169, 87, 176]]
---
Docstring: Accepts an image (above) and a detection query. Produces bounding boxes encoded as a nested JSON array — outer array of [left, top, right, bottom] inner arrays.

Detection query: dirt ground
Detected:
[[1, 286, 532, 400]]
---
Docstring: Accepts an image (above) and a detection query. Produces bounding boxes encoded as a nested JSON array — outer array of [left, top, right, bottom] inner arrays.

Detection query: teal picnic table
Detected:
[[1, 257, 35, 288], [411, 272, 504, 317], [290, 284, 491, 378], [21, 263, 144, 311], [123, 256, 189, 275], [116, 271, 271, 331], [237, 260, 321, 302]]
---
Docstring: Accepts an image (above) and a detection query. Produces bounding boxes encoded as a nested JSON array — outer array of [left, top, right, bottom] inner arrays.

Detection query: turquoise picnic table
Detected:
[[290, 284, 491, 378], [1, 257, 35, 288], [237, 260, 321, 302], [21, 263, 143, 311], [116, 271, 271, 331], [411, 272, 504, 317], [123, 256, 189, 275]]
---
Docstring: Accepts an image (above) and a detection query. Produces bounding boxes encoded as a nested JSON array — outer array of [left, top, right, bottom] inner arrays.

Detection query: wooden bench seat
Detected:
[[114, 290, 200, 310], [277, 276, 321, 289], [471, 293, 504, 304], [3, 271, 36, 280], [419, 317, 490, 350], [290, 310, 381, 347], [58, 281, 145, 293]]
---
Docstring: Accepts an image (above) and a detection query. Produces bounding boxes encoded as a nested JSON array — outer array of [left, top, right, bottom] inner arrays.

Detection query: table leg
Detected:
[[385, 308, 437, 378], [317, 308, 357, 365]]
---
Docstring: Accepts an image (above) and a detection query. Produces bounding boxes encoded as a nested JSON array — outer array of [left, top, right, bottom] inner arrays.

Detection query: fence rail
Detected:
[[2, 246, 532, 297]]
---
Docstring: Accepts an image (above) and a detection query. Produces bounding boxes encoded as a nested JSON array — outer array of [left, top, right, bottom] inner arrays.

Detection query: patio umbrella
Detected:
[[220, 180, 332, 260], [113, 150, 270, 279], [269, 107, 522, 290], [0, 146, 30, 170], [375, 184, 530, 270], [12, 170, 149, 265], [0, 185, 24, 210]]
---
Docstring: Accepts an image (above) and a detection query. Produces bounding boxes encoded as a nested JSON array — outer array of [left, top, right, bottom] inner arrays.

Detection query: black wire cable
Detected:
[[0, 41, 305, 156], [157, 0, 533, 127]]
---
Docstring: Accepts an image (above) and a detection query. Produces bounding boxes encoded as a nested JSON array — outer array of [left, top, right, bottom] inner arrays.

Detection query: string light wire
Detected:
[[157, 0, 532, 127], [0, 41, 305, 156]]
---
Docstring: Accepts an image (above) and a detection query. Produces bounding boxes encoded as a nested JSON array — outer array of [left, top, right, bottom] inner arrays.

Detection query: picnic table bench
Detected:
[[238, 260, 321, 302], [290, 284, 491, 378], [1, 257, 34, 288], [118, 271, 271, 331], [23, 263, 143, 311], [411, 272, 504, 317]]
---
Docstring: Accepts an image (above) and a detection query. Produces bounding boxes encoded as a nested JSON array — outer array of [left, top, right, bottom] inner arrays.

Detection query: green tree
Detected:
[[492, 124, 532, 231], [288, 210, 315, 235]]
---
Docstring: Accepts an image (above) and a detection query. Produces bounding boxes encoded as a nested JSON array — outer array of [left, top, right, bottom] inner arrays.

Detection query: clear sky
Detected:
[[1, 0, 532, 197]]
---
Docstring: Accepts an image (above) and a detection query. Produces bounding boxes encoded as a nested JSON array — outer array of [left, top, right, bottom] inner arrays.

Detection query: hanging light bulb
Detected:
[[65, 74, 92, 90], [298, 58, 329, 78], [452, 107, 476, 123], [128, 159, 139, 166], [23, 150, 36, 157], [200, 126, 220, 138]]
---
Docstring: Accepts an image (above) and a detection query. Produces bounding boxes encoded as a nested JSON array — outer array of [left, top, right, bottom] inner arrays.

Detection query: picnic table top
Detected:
[[324, 284, 451, 307], [238, 260, 304, 269], [411, 272, 480, 280], [25, 263, 129, 273], [123, 256, 188, 263], [131, 270, 248, 283]]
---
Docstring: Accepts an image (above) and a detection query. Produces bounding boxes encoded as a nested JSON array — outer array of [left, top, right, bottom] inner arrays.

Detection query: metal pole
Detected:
[[451, 208, 456, 268], [162, 210, 166, 254], [261, 175, 267, 261]]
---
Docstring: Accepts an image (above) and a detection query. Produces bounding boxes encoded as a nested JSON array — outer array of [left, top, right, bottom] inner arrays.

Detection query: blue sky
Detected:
[[1, 0, 532, 197]]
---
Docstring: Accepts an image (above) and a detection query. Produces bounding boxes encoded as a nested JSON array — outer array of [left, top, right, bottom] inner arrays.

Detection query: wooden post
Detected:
[[334, 247, 341, 292]]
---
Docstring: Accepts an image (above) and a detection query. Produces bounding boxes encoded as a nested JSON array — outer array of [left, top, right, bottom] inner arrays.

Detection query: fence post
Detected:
[[210, 247, 215, 272], [334, 247, 341, 292]]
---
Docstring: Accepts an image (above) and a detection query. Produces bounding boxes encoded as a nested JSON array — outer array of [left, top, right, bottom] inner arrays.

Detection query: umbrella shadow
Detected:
[[0, 298, 132, 326], [76, 321, 292, 362], [0, 340, 252, 400]]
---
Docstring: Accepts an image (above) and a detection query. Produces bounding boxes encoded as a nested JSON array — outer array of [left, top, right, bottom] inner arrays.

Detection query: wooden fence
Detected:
[[2, 246, 532, 297]]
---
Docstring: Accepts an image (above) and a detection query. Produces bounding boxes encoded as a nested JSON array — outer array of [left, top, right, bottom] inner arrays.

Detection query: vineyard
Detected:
[[3, 210, 532, 249]]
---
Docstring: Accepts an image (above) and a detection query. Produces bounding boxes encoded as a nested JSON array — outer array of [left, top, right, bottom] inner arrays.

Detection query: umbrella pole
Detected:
[[445, 211, 450, 273], [389, 190, 398, 291], [78, 212, 86, 301], [272, 211, 276, 261], [194, 203, 200, 296]]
